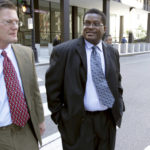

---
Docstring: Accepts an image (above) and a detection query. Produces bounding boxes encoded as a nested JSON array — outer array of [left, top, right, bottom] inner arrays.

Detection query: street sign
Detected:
[[28, 18, 33, 29]]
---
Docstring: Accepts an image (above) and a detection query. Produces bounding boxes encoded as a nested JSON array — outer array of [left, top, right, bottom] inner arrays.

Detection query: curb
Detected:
[[35, 51, 150, 66], [39, 132, 61, 150], [120, 51, 150, 57], [35, 62, 49, 66]]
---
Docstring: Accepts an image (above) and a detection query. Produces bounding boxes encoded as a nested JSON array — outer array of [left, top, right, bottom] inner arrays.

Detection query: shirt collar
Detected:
[[84, 40, 103, 51], [0, 44, 12, 55]]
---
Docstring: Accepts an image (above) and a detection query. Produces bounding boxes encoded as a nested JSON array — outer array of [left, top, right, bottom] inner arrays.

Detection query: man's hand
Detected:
[[39, 121, 46, 135]]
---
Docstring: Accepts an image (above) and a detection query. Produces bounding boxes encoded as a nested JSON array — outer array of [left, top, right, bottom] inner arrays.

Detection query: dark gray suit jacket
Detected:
[[46, 36, 125, 146]]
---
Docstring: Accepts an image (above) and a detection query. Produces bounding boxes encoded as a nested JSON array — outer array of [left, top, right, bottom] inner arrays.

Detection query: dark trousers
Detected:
[[85, 110, 116, 150], [62, 109, 116, 150]]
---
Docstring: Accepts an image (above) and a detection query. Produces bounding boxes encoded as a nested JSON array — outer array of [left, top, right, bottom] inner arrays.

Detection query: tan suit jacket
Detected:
[[12, 44, 44, 145]]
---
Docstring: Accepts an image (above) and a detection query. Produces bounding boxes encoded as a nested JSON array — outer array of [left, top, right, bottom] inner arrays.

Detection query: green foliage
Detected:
[[135, 25, 146, 39]]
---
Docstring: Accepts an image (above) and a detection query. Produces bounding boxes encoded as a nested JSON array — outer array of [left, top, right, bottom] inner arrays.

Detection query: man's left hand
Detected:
[[39, 121, 46, 135]]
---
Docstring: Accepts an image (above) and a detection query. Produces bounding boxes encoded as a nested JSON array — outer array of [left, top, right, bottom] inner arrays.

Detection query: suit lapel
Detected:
[[75, 38, 110, 81], [102, 42, 110, 80], [11, 44, 27, 81], [11, 44, 32, 110], [75, 36, 87, 74]]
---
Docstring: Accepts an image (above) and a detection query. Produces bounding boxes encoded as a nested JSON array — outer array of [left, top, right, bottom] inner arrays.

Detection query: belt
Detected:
[[86, 109, 109, 114], [0, 119, 31, 130], [0, 124, 16, 130]]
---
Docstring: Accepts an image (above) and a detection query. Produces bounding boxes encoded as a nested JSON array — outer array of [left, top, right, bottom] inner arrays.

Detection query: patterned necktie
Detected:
[[2, 50, 30, 127], [90, 46, 115, 108]]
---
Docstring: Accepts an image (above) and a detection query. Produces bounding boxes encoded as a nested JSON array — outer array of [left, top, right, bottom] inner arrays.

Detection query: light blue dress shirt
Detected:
[[0, 44, 24, 127], [84, 40, 108, 111]]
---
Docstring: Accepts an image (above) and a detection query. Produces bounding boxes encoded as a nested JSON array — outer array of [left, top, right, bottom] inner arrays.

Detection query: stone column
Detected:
[[34, 0, 40, 43], [72, 6, 78, 39], [146, 13, 150, 42], [103, 0, 110, 34], [119, 16, 124, 43], [60, 0, 70, 42]]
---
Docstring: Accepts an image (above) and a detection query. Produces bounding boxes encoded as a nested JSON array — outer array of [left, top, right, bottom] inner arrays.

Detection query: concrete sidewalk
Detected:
[[35, 56, 50, 66], [39, 132, 62, 150], [35, 51, 150, 66], [40, 137, 62, 150]]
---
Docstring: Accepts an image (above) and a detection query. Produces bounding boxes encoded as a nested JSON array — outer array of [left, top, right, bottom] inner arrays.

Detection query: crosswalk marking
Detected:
[[39, 85, 46, 94], [38, 77, 43, 82], [43, 102, 51, 116], [144, 146, 150, 150], [38, 76, 62, 149], [40, 138, 62, 150], [39, 83, 50, 117], [42, 132, 60, 146], [40, 132, 61, 150]]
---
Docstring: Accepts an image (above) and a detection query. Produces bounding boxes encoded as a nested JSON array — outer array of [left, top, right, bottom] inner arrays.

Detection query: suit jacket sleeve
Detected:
[[45, 46, 67, 124], [115, 49, 125, 112], [31, 51, 45, 123]]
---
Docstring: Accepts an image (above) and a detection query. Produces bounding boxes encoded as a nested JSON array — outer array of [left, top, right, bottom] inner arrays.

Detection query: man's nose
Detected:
[[88, 23, 95, 28], [11, 24, 19, 29]]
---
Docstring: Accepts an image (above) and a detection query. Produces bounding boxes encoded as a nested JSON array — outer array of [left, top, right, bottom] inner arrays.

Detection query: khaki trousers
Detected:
[[0, 122, 39, 150]]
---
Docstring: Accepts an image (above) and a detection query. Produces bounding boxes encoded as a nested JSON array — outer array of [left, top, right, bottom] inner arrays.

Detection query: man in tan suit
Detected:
[[0, 1, 45, 150]]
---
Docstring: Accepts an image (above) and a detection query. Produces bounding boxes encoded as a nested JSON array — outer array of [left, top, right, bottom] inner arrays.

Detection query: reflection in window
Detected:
[[51, 2, 61, 42], [77, 7, 84, 37], [39, 0, 50, 45], [17, 2, 32, 46], [77, 8, 88, 38], [39, 11, 50, 44]]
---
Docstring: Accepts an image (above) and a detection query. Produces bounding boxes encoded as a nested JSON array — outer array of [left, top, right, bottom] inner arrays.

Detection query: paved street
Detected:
[[36, 53, 150, 150], [116, 53, 150, 150]]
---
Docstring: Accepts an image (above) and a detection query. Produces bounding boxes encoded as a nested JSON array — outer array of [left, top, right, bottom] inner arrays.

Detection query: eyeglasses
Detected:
[[0, 19, 20, 27], [83, 21, 104, 27]]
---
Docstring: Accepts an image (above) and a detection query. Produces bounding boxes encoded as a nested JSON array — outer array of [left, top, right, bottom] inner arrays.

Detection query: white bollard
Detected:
[[134, 43, 140, 52], [145, 43, 149, 51], [140, 43, 145, 51], [148, 43, 150, 51], [128, 43, 134, 53], [35, 43, 40, 56], [120, 43, 127, 53]]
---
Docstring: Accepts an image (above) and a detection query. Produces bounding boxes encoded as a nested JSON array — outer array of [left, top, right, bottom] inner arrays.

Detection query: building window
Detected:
[[39, 0, 50, 45], [17, 0, 32, 46], [50, 2, 61, 43], [77, 7, 85, 37]]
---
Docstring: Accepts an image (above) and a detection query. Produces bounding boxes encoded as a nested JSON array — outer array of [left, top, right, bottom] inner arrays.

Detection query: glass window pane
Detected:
[[77, 7, 85, 37], [39, 0, 50, 45], [51, 2, 61, 42]]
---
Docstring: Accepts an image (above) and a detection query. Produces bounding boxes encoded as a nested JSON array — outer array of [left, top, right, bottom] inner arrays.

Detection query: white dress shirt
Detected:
[[84, 40, 108, 111], [0, 44, 24, 127]]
